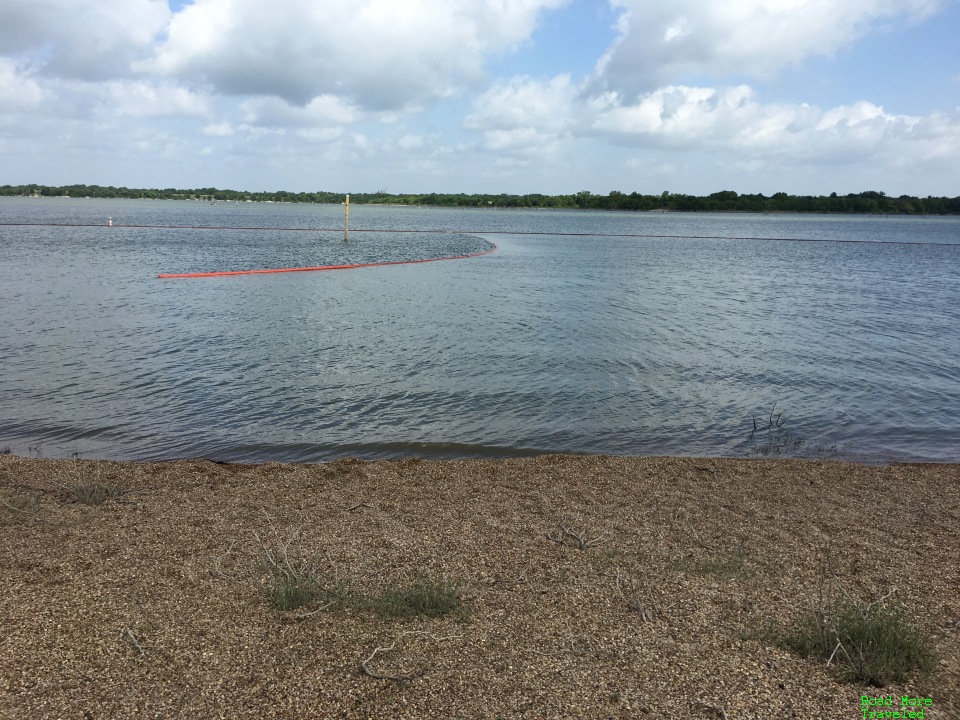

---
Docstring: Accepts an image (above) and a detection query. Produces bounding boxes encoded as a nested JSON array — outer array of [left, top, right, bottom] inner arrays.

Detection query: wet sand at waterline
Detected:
[[1, 454, 957, 719]]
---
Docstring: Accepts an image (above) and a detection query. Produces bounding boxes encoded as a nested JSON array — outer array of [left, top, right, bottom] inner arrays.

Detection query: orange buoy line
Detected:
[[157, 240, 498, 279]]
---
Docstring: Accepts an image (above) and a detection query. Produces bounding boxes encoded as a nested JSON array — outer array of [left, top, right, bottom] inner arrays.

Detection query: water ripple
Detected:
[[2, 198, 960, 462]]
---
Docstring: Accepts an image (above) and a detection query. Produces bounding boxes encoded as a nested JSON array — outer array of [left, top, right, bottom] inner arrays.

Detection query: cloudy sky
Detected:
[[2, 0, 958, 196]]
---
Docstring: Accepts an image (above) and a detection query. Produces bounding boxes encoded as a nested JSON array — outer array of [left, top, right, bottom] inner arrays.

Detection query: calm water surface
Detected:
[[2, 197, 959, 463]]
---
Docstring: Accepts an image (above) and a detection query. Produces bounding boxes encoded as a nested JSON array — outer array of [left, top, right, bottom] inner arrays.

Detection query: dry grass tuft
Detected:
[[57, 481, 129, 506], [784, 587, 936, 687], [373, 576, 464, 619]]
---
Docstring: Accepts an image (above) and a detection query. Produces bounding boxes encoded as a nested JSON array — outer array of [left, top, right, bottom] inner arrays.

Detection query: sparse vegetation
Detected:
[[253, 512, 462, 618], [547, 519, 607, 550], [58, 480, 128, 505], [783, 589, 936, 686], [614, 567, 661, 622], [269, 576, 319, 611], [1, 490, 38, 516], [253, 515, 333, 613], [749, 403, 804, 456], [673, 551, 750, 579], [373, 576, 463, 619], [48, 459, 134, 506]]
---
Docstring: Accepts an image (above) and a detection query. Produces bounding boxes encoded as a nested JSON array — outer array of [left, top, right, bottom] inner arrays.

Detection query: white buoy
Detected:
[[107, 217, 113, 227]]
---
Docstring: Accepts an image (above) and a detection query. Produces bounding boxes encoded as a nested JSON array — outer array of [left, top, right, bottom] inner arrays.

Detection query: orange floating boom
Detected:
[[157, 241, 498, 279]]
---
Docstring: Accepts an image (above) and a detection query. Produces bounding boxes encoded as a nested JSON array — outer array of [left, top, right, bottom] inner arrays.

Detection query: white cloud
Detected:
[[0, 0, 170, 80], [625, 157, 677, 175], [98, 80, 211, 117], [296, 127, 344, 143], [0, 0, 955, 195], [0, 60, 44, 109], [237, 124, 285, 141], [0, 72, 209, 136], [465, 74, 579, 156], [203, 122, 234, 137], [464, 71, 959, 177], [397, 134, 425, 150], [466, 74, 577, 131], [591, 85, 744, 142], [482, 127, 544, 152], [589, 83, 960, 172], [597, 0, 945, 94], [239, 95, 358, 128], [139, 0, 569, 110]]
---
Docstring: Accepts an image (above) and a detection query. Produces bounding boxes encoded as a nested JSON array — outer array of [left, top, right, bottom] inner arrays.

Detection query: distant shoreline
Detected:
[[3, 184, 959, 215]]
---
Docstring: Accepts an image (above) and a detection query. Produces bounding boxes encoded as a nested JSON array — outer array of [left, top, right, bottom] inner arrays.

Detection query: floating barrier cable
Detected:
[[2, 222, 956, 246], [0, 223, 954, 280]]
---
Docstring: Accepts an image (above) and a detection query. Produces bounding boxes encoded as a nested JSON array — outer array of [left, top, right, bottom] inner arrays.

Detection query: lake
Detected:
[[1, 196, 958, 463]]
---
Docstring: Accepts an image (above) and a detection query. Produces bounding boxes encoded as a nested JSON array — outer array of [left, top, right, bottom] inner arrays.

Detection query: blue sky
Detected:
[[1, 0, 958, 196]]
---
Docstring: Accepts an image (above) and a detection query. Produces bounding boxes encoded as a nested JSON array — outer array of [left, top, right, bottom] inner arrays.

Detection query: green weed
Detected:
[[270, 576, 318, 611], [672, 540, 754, 580], [373, 576, 463, 619], [784, 596, 936, 686], [59, 481, 128, 506]]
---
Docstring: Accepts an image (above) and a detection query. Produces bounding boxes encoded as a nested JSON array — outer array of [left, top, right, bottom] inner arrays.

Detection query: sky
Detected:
[[1, 0, 958, 196]]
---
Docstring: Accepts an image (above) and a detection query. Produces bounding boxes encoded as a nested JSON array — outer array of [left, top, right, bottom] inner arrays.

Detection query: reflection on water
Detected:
[[2, 198, 959, 463]]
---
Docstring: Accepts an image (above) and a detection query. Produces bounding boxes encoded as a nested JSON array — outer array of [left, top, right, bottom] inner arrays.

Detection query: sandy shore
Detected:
[[1, 453, 957, 719]]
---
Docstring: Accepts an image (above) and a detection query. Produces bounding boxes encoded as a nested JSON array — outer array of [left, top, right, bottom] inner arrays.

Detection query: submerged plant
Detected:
[[749, 402, 804, 456]]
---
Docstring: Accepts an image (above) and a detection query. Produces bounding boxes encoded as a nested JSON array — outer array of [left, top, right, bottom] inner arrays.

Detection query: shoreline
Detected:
[[4, 442, 957, 467], [4, 191, 958, 216], [2, 453, 957, 718]]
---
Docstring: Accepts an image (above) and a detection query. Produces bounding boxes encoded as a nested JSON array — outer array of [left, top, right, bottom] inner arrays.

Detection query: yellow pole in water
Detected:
[[344, 194, 349, 242]]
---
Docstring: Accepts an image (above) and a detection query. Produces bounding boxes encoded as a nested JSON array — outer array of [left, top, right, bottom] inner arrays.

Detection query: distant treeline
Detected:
[[4, 184, 960, 215]]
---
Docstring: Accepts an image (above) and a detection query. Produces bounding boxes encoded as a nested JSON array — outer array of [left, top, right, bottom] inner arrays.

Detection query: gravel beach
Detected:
[[1, 453, 957, 719]]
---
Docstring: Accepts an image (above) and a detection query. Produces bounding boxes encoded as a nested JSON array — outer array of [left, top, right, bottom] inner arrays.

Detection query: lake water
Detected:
[[2, 197, 959, 463]]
